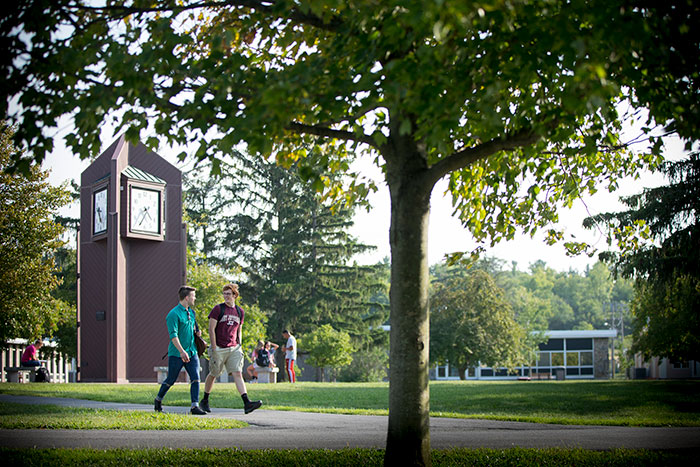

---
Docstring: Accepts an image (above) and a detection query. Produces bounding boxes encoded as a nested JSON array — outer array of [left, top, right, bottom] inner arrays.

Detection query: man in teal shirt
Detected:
[[154, 286, 206, 415]]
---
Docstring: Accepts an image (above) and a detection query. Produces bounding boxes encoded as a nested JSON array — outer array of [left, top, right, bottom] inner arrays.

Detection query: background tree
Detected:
[[430, 270, 528, 379], [184, 155, 266, 269], [0, 123, 71, 344], [586, 154, 700, 361], [303, 323, 353, 382], [3, 2, 697, 465], [185, 155, 386, 356]]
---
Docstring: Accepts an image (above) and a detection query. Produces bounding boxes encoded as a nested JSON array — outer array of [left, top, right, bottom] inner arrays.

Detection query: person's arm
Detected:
[[208, 318, 218, 349], [171, 336, 189, 362], [237, 305, 243, 346], [270, 343, 279, 351], [166, 311, 189, 362]]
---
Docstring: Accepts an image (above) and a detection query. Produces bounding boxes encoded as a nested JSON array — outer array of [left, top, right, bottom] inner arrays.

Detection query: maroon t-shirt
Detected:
[[208, 303, 244, 348]]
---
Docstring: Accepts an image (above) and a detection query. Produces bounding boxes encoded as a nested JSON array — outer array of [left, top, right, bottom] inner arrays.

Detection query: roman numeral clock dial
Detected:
[[130, 187, 161, 235]]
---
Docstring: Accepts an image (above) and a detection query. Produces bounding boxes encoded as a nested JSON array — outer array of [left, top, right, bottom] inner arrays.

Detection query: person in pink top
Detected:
[[21, 339, 43, 367]]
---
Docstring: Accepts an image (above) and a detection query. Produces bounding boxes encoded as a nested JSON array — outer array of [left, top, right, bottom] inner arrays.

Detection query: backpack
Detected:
[[217, 303, 242, 321], [256, 348, 270, 367], [34, 367, 50, 383]]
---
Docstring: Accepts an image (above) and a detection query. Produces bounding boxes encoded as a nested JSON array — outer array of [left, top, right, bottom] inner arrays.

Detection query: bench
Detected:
[[531, 372, 552, 380], [5, 366, 39, 383], [154, 366, 194, 383], [256, 367, 279, 383]]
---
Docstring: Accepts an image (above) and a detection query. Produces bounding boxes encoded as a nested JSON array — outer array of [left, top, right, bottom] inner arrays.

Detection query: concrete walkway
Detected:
[[1, 394, 699, 450]]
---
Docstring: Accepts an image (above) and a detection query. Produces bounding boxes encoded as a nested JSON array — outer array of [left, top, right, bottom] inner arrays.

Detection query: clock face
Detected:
[[130, 187, 161, 234], [93, 188, 108, 235]]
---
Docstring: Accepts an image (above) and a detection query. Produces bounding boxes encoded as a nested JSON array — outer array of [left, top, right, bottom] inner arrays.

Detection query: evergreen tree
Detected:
[[184, 154, 387, 351], [249, 160, 385, 345], [586, 153, 700, 361], [183, 155, 260, 269]]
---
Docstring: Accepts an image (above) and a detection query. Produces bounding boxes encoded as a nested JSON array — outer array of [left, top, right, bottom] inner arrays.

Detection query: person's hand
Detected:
[[180, 350, 190, 363]]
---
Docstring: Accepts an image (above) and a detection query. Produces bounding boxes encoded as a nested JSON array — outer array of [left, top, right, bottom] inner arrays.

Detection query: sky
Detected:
[[43, 126, 686, 274]]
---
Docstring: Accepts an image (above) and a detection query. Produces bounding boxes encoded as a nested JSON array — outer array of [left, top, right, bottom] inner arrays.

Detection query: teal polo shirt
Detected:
[[165, 303, 197, 358]]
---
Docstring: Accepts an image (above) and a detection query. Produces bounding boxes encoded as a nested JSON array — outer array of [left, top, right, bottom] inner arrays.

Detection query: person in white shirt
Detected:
[[282, 330, 297, 383]]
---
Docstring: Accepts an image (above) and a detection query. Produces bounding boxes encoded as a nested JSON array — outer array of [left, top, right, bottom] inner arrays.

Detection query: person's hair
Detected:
[[34, 339, 43, 346], [222, 283, 239, 298], [256, 339, 264, 349], [178, 286, 196, 301], [282, 329, 290, 335]]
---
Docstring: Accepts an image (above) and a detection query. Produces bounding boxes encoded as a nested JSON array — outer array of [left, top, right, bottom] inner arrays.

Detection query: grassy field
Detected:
[[2, 380, 697, 465], [1, 446, 695, 467], [0, 401, 247, 430], [1, 379, 699, 427]]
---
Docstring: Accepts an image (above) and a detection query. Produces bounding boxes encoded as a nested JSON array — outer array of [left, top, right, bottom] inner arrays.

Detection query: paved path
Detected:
[[1, 395, 699, 450]]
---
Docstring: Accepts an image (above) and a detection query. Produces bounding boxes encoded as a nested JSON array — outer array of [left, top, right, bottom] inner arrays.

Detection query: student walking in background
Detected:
[[282, 330, 297, 383]]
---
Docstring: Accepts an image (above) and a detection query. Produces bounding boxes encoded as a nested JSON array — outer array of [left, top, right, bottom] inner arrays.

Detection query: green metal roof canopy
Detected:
[[122, 165, 166, 185]]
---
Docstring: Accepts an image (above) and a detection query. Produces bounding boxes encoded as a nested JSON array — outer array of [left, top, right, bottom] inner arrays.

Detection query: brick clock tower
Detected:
[[78, 135, 186, 382]]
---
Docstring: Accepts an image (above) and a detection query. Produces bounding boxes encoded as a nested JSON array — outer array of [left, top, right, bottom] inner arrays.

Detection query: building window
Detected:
[[566, 352, 579, 366], [567, 338, 593, 350], [580, 351, 593, 366], [539, 338, 564, 351], [552, 352, 564, 366]]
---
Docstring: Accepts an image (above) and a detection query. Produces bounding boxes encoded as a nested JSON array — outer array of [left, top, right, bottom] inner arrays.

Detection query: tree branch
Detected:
[[426, 128, 541, 186], [286, 121, 377, 148]]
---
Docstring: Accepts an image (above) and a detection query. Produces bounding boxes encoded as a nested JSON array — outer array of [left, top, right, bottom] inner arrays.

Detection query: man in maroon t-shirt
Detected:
[[200, 283, 262, 414]]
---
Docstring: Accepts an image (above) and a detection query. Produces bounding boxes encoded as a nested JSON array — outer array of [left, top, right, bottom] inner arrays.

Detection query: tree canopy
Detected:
[[3, 1, 698, 465], [303, 323, 353, 382]]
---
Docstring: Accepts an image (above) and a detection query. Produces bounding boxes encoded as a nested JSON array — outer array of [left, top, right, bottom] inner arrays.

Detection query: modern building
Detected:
[[432, 329, 617, 380]]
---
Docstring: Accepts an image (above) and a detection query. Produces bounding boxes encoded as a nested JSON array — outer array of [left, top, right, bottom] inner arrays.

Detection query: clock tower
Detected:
[[79, 135, 186, 382]]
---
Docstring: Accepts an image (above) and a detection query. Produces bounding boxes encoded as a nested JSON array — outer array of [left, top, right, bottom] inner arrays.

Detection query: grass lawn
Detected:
[[0, 402, 246, 430], [0, 447, 695, 466], [2, 380, 697, 466], [1, 379, 699, 427]]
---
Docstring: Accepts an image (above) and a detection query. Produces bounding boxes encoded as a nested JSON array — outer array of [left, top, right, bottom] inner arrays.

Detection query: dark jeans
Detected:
[[156, 354, 200, 403], [22, 360, 41, 367]]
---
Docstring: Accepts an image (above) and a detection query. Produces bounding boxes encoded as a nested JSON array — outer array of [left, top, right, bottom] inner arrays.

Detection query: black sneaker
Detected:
[[200, 398, 211, 413], [190, 405, 207, 415], [244, 400, 262, 414], [154, 398, 162, 412]]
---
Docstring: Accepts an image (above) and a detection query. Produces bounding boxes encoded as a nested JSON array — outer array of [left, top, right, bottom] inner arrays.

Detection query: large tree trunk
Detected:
[[383, 140, 434, 466]]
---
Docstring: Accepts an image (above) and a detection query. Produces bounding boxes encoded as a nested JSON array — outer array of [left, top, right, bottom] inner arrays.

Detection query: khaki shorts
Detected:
[[209, 345, 244, 377]]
